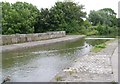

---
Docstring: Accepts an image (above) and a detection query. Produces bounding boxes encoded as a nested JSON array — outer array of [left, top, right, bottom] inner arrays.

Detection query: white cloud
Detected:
[[2, 0, 119, 17]]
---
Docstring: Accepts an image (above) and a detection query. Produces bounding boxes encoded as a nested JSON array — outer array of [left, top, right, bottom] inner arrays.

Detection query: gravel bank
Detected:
[[51, 39, 118, 82]]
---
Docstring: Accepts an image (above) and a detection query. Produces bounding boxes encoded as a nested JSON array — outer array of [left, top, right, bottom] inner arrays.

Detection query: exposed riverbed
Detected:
[[51, 39, 118, 82]]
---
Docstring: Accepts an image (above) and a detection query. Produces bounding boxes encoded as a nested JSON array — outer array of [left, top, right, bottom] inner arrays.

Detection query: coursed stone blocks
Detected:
[[2, 31, 66, 45]]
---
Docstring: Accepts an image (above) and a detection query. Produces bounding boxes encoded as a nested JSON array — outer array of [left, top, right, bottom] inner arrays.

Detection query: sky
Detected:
[[2, 0, 120, 17]]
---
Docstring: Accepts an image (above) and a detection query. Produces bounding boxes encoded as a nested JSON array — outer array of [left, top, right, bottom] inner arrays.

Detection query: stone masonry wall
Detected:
[[1, 31, 66, 45]]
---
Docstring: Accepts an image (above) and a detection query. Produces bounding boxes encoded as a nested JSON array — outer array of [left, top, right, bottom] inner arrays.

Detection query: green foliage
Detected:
[[55, 76, 62, 81], [35, 1, 86, 34], [2, 1, 118, 37], [95, 43, 106, 48], [86, 29, 98, 36], [118, 18, 120, 27], [87, 8, 118, 37], [111, 81, 117, 84], [0, 2, 2, 34], [117, 18, 120, 36], [96, 24, 118, 36], [34, 8, 51, 33], [2, 2, 39, 34], [92, 43, 106, 52], [88, 8, 117, 27]]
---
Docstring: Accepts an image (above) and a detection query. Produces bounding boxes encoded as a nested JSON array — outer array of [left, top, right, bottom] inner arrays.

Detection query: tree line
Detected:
[[1, 1, 119, 36]]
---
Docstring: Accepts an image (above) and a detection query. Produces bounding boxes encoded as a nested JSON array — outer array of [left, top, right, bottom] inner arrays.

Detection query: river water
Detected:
[[2, 37, 108, 82]]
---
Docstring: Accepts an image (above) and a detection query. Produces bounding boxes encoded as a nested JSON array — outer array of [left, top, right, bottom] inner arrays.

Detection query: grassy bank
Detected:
[[92, 38, 117, 53], [92, 43, 106, 52]]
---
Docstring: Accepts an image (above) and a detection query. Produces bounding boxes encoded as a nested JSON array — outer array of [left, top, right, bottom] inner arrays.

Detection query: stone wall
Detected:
[[2, 31, 66, 45]]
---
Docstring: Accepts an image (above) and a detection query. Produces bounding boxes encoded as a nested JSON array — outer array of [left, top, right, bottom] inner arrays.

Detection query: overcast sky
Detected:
[[2, 0, 120, 17]]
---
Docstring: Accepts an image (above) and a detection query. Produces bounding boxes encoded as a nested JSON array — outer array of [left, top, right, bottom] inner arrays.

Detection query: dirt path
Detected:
[[51, 39, 118, 82]]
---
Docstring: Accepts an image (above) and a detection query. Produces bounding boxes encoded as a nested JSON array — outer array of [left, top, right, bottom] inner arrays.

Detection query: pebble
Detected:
[[53, 40, 118, 82]]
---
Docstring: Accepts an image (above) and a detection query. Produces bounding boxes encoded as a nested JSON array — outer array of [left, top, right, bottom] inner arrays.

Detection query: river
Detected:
[[2, 37, 109, 82]]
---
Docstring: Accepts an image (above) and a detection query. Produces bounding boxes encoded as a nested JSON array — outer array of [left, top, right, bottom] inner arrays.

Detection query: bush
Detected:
[[95, 43, 106, 48], [2, 2, 39, 34], [96, 24, 118, 36], [92, 43, 106, 52]]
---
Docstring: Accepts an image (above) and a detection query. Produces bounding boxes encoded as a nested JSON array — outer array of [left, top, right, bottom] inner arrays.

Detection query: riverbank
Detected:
[[51, 39, 118, 82], [1, 35, 85, 52]]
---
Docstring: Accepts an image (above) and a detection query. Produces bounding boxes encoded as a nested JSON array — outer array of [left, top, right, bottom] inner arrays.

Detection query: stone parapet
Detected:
[[2, 31, 66, 45]]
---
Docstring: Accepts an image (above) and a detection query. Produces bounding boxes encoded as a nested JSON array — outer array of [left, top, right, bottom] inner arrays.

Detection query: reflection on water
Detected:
[[2, 38, 108, 82]]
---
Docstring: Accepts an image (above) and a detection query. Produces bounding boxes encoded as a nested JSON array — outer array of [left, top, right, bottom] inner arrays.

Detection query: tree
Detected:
[[35, 1, 86, 33], [117, 18, 120, 36], [88, 10, 100, 26], [34, 8, 50, 33], [50, 1, 86, 33], [2, 2, 39, 34], [117, 18, 120, 27], [0, 2, 2, 34], [87, 8, 118, 36], [88, 8, 117, 27]]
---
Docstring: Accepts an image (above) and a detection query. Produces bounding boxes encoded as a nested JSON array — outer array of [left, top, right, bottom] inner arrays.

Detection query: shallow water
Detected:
[[2, 37, 108, 82]]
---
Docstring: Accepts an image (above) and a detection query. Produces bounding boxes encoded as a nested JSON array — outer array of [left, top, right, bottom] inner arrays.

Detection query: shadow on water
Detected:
[[2, 37, 109, 82]]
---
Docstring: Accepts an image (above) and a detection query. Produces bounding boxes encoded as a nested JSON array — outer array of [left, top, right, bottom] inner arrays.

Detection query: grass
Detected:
[[92, 43, 106, 52], [112, 81, 117, 84], [55, 76, 62, 81], [95, 43, 106, 48]]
